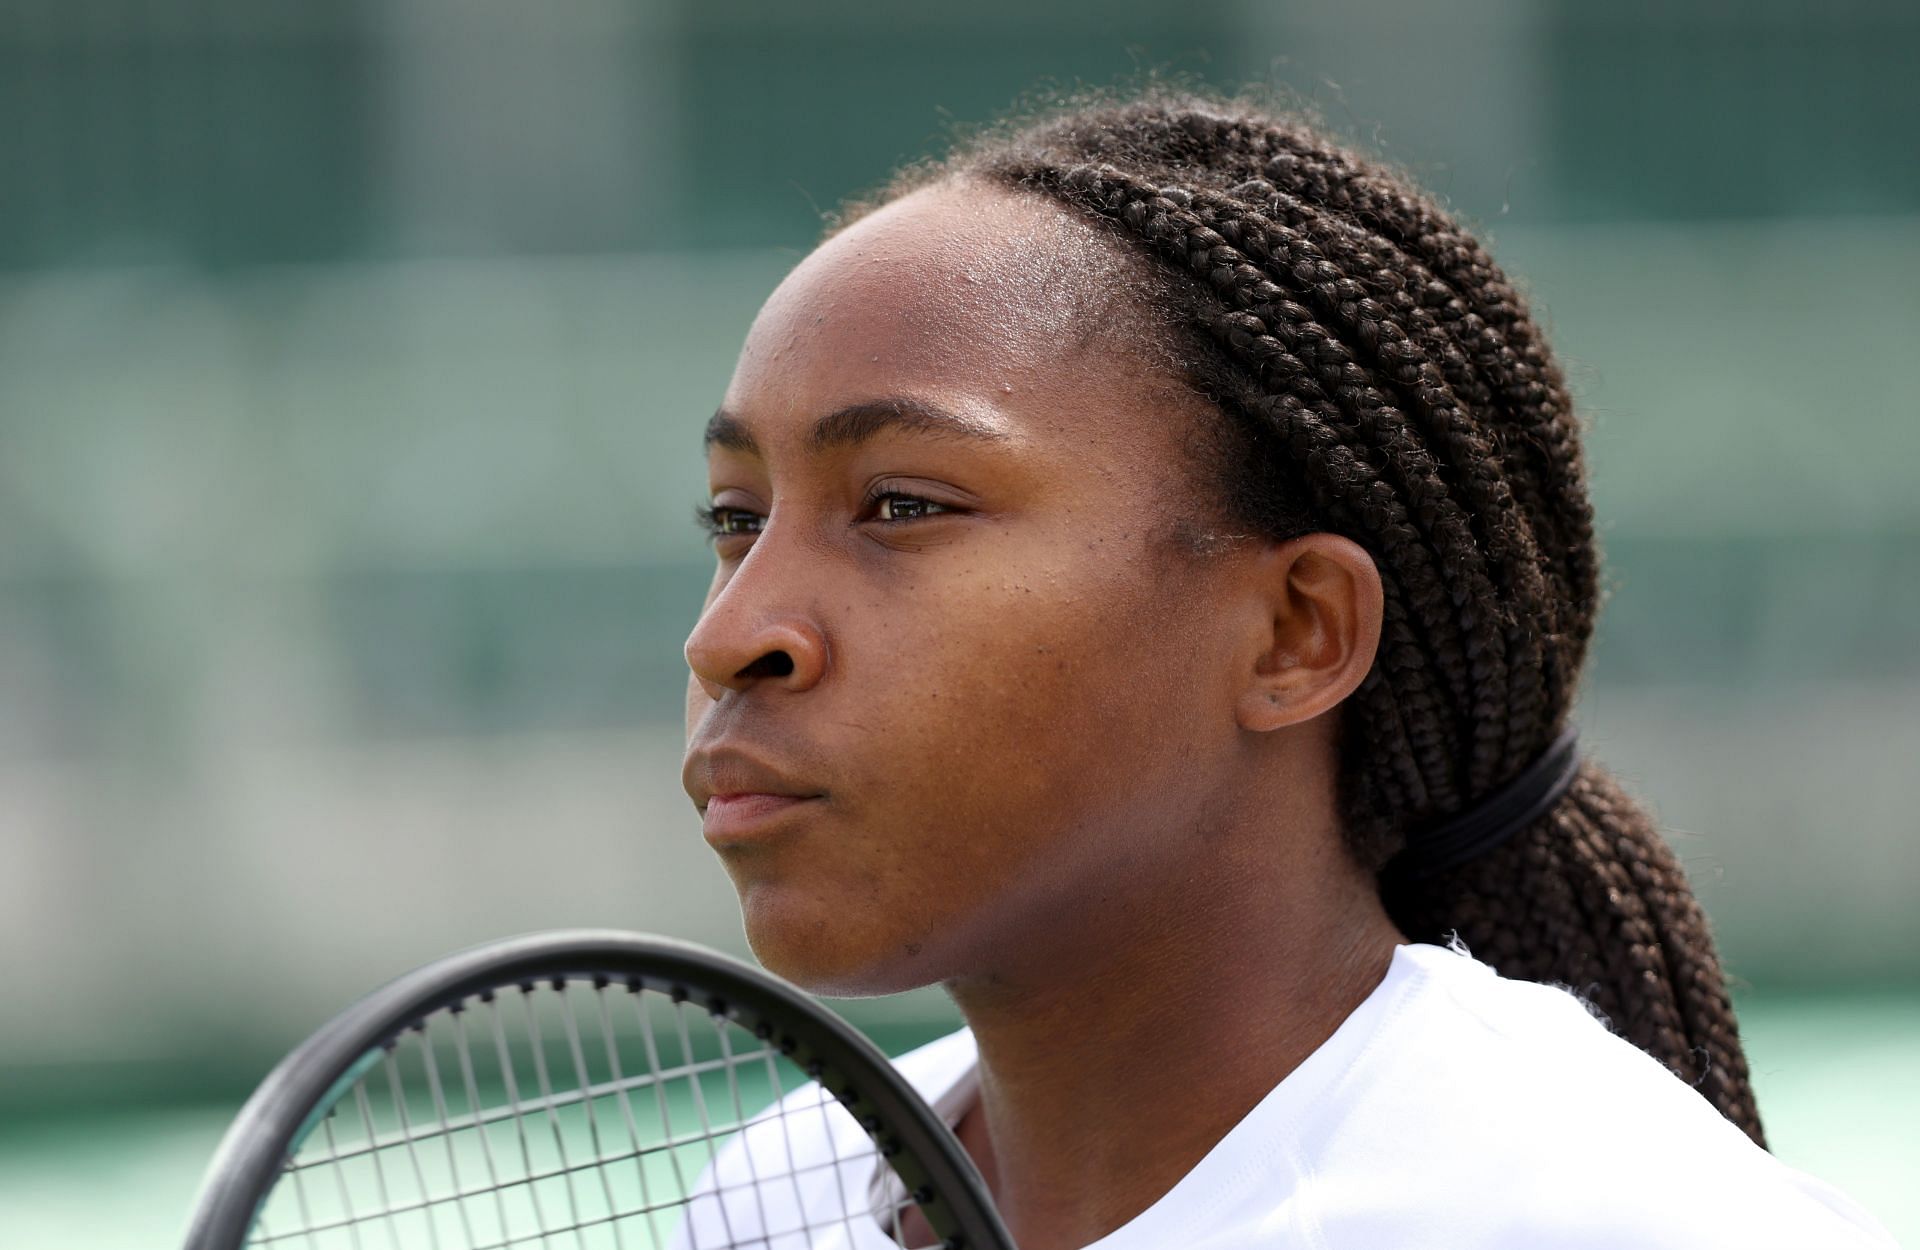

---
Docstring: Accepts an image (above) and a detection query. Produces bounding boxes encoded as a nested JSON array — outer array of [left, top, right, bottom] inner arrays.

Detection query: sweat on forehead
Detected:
[[740, 178, 1152, 380]]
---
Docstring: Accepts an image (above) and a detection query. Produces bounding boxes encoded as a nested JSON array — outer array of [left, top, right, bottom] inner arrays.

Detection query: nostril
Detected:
[[736, 651, 795, 681]]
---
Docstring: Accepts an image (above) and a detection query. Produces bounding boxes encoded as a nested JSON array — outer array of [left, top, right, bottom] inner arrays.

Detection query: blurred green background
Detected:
[[1, 1, 1916, 1245]]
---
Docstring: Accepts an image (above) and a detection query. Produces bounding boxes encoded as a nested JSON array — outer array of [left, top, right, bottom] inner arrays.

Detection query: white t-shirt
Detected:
[[677, 941, 1898, 1249]]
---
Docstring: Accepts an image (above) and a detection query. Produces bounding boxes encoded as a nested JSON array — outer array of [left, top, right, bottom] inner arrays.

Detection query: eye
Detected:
[[865, 491, 954, 523], [694, 503, 765, 540]]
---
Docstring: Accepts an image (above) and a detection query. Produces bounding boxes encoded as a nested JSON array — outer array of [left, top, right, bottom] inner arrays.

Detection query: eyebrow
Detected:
[[704, 398, 1010, 456]]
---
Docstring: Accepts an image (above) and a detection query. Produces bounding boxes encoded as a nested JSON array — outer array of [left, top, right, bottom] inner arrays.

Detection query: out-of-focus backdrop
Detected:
[[1, 1, 1916, 1245]]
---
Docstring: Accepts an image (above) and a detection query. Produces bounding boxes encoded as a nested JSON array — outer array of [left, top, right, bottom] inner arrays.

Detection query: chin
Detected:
[[739, 886, 939, 998]]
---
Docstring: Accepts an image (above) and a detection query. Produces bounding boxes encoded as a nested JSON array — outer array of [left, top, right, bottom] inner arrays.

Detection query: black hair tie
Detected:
[[1382, 724, 1583, 884]]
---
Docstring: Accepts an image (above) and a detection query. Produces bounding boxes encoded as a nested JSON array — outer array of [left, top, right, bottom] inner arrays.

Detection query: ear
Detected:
[[1234, 534, 1384, 733]]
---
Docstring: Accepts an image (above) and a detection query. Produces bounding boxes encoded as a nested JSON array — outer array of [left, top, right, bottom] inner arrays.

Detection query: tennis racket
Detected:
[[181, 929, 1013, 1250]]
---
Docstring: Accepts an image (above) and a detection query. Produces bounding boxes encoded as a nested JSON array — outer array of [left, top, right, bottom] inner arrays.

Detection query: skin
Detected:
[[682, 179, 1406, 1250]]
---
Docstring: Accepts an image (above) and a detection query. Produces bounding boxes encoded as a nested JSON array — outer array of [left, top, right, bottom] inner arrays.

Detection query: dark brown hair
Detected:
[[838, 87, 1765, 1144]]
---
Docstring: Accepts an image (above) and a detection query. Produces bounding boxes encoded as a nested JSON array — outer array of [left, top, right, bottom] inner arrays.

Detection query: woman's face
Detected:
[[682, 181, 1267, 995]]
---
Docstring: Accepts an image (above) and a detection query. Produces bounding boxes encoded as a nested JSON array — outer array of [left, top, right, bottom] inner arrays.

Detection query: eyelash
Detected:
[[693, 490, 954, 542], [693, 502, 762, 539]]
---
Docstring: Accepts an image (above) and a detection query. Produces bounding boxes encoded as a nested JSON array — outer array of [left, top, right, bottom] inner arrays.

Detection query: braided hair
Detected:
[[836, 89, 1766, 1146]]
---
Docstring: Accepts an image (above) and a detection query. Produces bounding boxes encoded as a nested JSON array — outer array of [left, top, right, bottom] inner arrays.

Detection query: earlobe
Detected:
[[1235, 535, 1383, 733]]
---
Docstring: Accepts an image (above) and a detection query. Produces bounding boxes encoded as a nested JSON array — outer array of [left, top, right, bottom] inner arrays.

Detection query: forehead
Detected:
[[722, 180, 1153, 426]]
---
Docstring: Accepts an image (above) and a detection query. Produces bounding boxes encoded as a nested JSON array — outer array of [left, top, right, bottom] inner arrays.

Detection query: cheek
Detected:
[[722, 539, 1227, 994], [888, 552, 1209, 784], [840, 554, 1218, 889]]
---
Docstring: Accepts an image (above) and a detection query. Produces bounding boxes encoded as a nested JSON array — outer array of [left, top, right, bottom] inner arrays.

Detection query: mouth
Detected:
[[684, 744, 827, 845], [701, 792, 824, 843]]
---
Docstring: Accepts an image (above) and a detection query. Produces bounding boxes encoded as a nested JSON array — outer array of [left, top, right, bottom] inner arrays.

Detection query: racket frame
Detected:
[[182, 929, 1010, 1250]]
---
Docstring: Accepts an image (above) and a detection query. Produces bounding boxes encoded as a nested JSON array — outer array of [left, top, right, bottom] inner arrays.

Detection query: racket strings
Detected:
[[246, 979, 947, 1250]]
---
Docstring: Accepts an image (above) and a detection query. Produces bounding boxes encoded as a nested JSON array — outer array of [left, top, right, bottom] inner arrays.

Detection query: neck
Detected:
[[943, 833, 1404, 1250]]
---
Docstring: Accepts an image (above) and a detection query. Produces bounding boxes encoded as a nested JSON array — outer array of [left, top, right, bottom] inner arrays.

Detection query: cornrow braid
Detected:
[[855, 91, 1763, 1144]]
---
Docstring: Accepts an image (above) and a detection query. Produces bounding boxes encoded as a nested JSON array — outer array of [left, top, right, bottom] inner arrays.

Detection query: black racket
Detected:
[[182, 930, 1013, 1250]]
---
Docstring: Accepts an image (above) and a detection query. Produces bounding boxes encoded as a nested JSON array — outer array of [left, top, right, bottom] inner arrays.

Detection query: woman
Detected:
[[679, 90, 1895, 1248]]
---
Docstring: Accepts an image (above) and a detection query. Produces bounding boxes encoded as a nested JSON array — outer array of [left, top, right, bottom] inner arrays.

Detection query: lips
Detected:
[[683, 745, 827, 842], [701, 792, 819, 841]]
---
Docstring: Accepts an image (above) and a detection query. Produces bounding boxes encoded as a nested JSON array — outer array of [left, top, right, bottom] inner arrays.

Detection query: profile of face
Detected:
[[681, 181, 1381, 997]]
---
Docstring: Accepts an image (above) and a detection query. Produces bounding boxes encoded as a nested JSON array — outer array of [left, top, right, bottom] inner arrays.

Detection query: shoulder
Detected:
[[724, 1024, 975, 1166], [1299, 943, 1898, 1249], [678, 1025, 978, 1241], [718, 1026, 976, 1171]]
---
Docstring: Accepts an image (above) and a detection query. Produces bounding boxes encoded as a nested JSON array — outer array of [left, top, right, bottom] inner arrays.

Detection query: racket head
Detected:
[[182, 929, 1011, 1250]]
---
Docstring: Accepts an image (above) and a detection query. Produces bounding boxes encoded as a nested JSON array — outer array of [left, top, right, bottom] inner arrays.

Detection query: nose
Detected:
[[684, 558, 829, 702]]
